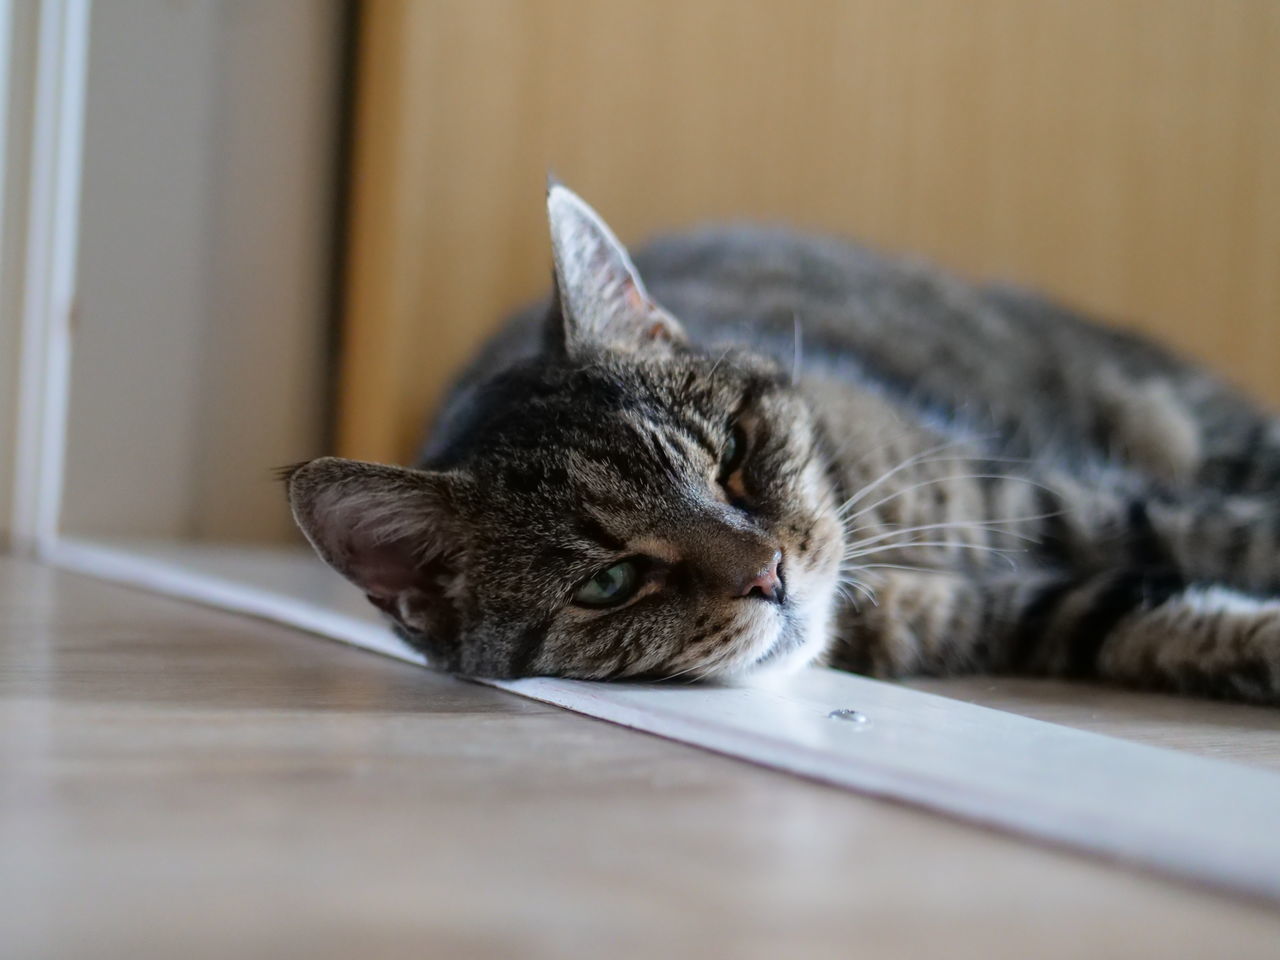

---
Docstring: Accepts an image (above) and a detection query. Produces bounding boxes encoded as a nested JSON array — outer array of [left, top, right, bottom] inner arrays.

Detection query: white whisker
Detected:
[[836, 453, 1046, 519], [836, 440, 978, 516], [841, 473, 1060, 527], [668, 634, 748, 684], [661, 660, 710, 683], [842, 561, 931, 576], [844, 539, 1023, 570], [843, 518, 1045, 556], [705, 345, 734, 380], [839, 577, 879, 608], [845, 538, 1025, 558]]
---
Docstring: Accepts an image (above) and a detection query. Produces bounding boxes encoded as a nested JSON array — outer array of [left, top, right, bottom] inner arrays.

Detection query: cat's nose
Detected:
[[736, 551, 785, 604]]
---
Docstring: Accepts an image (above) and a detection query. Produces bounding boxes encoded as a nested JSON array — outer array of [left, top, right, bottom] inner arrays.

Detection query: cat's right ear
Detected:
[[283, 457, 466, 637], [545, 182, 686, 357]]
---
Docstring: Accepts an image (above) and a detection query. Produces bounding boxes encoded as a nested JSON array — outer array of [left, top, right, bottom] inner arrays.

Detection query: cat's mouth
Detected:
[[736, 570, 837, 677]]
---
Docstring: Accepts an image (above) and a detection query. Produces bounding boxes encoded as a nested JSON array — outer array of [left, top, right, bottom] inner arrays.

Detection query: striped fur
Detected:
[[288, 185, 1280, 704]]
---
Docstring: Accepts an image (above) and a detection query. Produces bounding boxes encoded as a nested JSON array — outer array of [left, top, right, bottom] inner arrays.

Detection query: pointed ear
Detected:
[[546, 183, 686, 356], [284, 457, 466, 637]]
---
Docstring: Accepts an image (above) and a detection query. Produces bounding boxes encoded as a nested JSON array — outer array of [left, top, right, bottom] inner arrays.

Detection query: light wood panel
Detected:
[[339, 0, 1280, 465], [7, 550, 1280, 959]]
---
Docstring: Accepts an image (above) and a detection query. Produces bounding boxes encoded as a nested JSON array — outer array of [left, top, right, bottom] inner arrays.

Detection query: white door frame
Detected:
[[2, 0, 86, 554]]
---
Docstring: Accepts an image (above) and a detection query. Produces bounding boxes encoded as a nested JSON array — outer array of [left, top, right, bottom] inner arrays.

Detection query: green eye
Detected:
[[574, 560, 641, 608], [720, 423, 746, 475]]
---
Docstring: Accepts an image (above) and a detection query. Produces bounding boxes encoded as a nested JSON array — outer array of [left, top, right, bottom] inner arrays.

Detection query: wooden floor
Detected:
[[4, 554, 1280, 959]]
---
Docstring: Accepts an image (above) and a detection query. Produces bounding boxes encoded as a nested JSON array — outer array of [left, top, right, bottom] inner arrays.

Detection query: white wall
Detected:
[[59, 0, 342, 542]]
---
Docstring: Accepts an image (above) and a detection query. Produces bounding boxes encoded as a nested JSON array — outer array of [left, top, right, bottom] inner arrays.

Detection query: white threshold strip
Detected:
[[45, 536, 1280, 904]]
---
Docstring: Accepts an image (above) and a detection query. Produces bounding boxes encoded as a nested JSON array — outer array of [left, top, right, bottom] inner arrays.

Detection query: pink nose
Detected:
[[736, 551, 785, 604]]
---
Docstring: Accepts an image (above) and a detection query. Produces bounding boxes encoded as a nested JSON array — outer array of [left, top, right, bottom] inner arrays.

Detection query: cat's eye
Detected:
[[720, 423, 747, 476], [717, 421, 753, 510], [573, 559, 641, 608]]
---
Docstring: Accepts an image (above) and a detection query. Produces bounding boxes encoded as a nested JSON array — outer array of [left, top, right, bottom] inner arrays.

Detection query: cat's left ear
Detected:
[[545, 182, 686, 357], [283, 457, 468, 642]]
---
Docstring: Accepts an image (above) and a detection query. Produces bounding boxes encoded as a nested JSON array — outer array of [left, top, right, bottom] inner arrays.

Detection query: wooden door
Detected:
[[338, 0, 1280, 465]]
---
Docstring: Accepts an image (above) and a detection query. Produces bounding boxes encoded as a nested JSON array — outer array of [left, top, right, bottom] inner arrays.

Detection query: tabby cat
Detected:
[[286, 184, 1280, 703]]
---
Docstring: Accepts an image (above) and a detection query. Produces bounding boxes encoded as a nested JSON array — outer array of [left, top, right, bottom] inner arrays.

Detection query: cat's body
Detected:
[[289, 186, 1280, 703]]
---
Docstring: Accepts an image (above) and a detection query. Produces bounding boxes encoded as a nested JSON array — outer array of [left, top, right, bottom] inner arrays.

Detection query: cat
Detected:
[[286, 183, 1280, 704]]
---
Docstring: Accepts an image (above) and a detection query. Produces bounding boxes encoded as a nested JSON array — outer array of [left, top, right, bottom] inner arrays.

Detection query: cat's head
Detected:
[[287, 185, 845, 680]]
